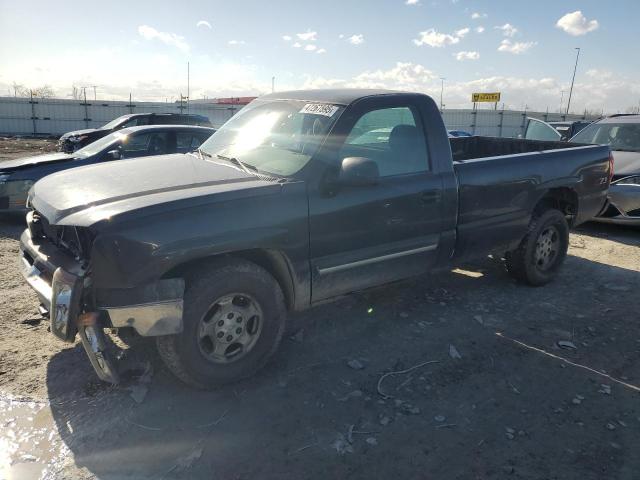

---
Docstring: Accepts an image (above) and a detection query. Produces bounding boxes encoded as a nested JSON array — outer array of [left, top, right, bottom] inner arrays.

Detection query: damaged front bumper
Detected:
[[19, 227, 184, 383], [594, 175, 640, 226]]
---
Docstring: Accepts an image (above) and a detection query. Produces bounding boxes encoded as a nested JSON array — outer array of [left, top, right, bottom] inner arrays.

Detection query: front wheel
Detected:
[[505, 209, 569, 286], [156, 258, 286, 389]]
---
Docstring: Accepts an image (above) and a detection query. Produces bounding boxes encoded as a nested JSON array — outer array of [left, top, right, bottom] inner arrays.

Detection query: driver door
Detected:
[[308, 97, 444, 301]]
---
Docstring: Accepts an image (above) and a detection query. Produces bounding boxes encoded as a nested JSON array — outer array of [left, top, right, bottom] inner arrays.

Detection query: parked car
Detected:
[[0, 125, 214, 213], [57, 113, 212, 153], [571, 115, 640, 225], [524, 118, 592, 141], [19, 89, 611, 387], [548, 121, 592, 141], [526, 115, 640, 225], [447, 129, 473, 138]]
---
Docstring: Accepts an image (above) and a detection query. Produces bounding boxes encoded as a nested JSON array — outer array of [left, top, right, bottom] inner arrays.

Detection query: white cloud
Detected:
[[471, 12, 487, 19], [495, 23, 518, 37], [556, 11, 599, 36], [455, 27, 470, 38], [413, 28, 462, 47], [196, 20, 212, 29], [7, 54, 639, 113], [137, 25, 189, 52], [292, 42, 302, 48], [348, 34, 365, 45], [406, 0, 420, 5], [586, 69, 613, 80], [282, 35, 292, 41], [228, 40, 246, 46], [317, 48, 327, 54], [303, 62, 437, 91], [455, 51, 480, 61], [296, 31, 317, 41], [304, 44, 317, 51], [497, 39, 536, 54], [475, 26, 485, 33]]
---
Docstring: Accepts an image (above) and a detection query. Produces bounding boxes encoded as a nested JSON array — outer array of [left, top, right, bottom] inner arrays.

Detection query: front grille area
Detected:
[[29, 210, 93, 265]]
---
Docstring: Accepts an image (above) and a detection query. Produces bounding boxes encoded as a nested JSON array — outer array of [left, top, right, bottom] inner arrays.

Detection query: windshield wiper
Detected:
[[197, 148, 213, 159], [215, 153, 258, 175]]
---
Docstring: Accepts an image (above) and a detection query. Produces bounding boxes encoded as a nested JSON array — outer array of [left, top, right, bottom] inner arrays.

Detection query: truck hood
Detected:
[[612, 150, 640, 176], [30, 153, 281, 226], [0, 152, 76, 172]]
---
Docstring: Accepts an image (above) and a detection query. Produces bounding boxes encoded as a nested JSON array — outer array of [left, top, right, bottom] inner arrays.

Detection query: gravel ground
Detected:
[[1, 139, 639, 479]]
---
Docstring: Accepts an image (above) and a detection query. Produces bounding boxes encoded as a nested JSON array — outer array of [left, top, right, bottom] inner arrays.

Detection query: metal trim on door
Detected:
[[317, 244, 438, 276]]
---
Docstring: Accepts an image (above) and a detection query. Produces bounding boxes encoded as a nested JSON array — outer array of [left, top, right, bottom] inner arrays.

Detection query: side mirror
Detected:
[[338, 157, 379, 186], [106, 149, 122, 160]]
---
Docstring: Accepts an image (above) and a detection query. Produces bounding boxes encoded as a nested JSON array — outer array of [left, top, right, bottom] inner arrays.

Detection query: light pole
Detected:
[[566, 47, 580, 115], [439, 77, 445, 111], [559, 90, 565, 113]]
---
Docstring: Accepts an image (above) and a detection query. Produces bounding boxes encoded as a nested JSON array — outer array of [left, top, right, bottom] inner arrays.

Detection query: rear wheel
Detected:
[[156, 258, 286, 389], [505, 209, 569, 286]]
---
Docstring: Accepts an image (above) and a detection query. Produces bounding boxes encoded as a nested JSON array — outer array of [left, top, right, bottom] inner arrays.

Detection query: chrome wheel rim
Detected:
[[534, 226, 560, 271], [197, 293, 263, 364]]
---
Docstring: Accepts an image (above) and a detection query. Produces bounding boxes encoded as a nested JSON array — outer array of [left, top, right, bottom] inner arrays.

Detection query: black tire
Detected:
[[505, 209, 569, 286], [156, 258, 286, 389]]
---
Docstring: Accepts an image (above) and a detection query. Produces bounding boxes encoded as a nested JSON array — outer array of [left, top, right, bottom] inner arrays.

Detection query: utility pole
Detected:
[[559, 90, 565, 113], [566, 47, 580, 115], [272, 76, 275, 93], [187, 62, 190, 113], [91, 85, 97, 100], [439, 77, 445, 111]]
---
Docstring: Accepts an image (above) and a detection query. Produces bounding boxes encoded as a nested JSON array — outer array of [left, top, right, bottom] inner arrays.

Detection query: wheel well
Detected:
[[161, 249, 296, 311], [534, 188, 579, 226]]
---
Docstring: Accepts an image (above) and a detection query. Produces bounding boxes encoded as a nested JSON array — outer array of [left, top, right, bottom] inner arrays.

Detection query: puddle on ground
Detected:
[[0, 393, 71, 480]]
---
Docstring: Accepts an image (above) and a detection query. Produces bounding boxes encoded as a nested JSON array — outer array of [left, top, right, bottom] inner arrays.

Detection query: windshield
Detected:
[[571, 122, 640, 152], [199, 100, 344, 176], [101, 115, 129, 130], [74, 132, 122, 157]]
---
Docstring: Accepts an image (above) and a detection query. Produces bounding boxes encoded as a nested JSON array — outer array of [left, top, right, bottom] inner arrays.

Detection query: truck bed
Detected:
[[450, 136, 579, 162], [449, 137, 611, 261]]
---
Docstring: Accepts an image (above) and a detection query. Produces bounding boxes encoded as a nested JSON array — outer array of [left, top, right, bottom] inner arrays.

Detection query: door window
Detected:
[[121, 131, 170, 157], [176, 132, 204, 153], [341, 107, 429, 176]]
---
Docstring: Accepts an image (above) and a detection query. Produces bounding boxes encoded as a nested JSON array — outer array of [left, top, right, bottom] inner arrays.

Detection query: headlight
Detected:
[[0, 174, 8, 185], [69, 135, 88, 143]]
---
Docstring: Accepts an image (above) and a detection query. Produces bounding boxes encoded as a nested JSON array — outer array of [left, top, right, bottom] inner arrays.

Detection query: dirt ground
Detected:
[[0, 137, 57, 161], [1, 139, 639, 480]]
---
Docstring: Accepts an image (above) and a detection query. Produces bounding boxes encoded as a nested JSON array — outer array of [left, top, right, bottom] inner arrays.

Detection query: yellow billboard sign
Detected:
[[472, 92, 501, 102]]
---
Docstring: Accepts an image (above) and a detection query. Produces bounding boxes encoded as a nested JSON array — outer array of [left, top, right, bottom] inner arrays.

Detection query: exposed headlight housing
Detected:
[[69, 135, 88, 143]]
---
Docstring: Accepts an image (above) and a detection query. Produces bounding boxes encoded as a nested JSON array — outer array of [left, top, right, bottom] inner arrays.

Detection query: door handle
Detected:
[[420, 191, 441, 204]]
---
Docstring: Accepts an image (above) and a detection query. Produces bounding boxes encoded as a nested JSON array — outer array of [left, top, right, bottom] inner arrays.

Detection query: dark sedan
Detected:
[[57, 113, 212, 153], [0, 125, 214, 213]]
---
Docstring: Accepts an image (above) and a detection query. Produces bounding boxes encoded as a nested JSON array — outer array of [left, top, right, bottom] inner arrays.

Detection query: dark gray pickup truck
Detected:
[[19, 89, 612, 388]]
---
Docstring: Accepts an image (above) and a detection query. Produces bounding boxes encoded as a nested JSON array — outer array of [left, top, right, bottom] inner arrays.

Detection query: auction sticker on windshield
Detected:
[[299, 103, 340, 117]]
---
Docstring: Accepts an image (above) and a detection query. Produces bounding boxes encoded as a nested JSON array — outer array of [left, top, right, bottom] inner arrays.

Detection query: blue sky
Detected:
[[1, 0, 638, 112]]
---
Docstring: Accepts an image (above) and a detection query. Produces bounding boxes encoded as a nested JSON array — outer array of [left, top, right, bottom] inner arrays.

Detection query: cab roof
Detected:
[[258, 89, 420, 106]]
